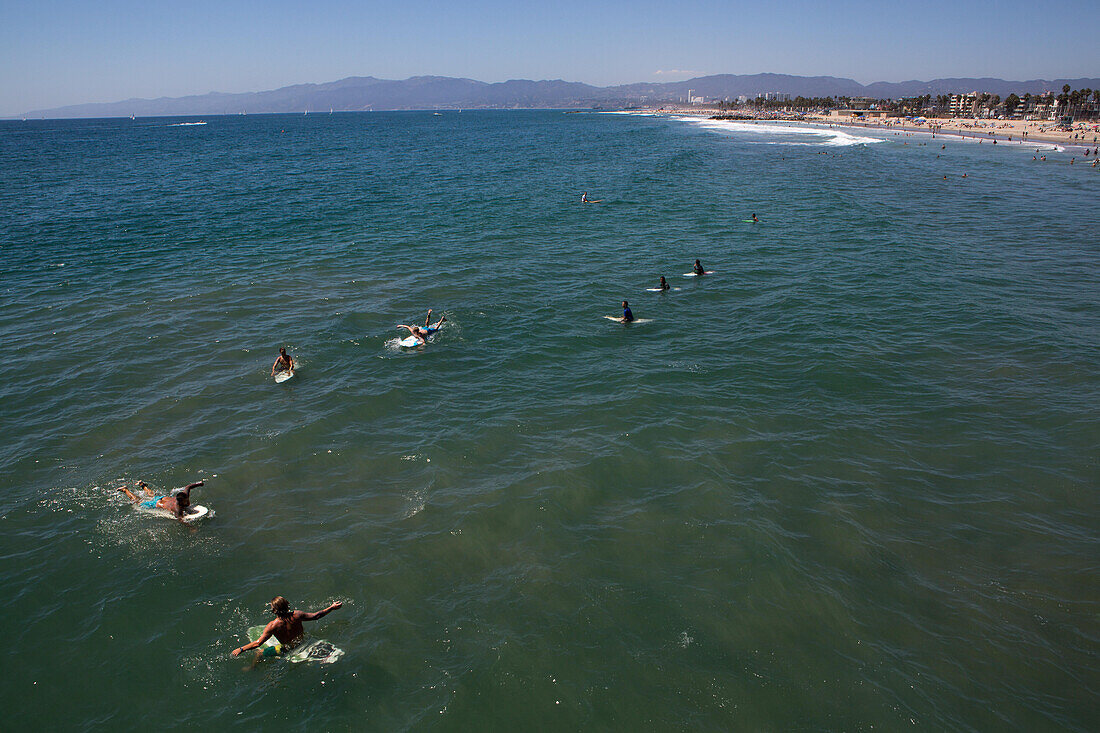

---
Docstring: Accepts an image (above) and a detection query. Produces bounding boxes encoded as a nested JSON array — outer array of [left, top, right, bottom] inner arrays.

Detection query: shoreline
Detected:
[[632, 106, 1100, 151]]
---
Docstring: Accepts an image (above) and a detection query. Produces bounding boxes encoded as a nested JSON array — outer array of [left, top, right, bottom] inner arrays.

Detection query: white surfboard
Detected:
[[247, 626, 344, 664], [603, 316, 652, 324], [683, 271, 715, 277], [646, 287, 681, 292], [274, 370, 294, 383], [135, 503, 211, 523], [398, 335, 425, 347]]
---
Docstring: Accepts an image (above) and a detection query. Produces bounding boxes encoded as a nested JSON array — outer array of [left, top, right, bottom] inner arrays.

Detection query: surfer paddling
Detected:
[[397, 324, 429, 345], [232, 597, 343, 659], [116, 480, 203, 522], [271, 348, 294, 378]]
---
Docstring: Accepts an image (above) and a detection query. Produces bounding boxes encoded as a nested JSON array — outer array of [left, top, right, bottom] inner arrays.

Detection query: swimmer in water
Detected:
[[116, 480, 203, 522], [271, 348, 294, 378], [232, 596, 343, 661], [620, 300, 634, 323], [693, 259, 706, 275]]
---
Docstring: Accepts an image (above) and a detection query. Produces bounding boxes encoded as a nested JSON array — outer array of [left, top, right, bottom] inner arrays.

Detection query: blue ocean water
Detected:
[[1, 110, 1097, 730]]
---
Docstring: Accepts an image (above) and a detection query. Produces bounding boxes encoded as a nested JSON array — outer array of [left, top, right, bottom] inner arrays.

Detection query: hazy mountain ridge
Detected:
[[18, 74, 1100, 118]]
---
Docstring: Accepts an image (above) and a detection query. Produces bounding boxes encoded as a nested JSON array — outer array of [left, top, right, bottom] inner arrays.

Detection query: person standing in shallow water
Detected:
[[232, 597, 343, 659]]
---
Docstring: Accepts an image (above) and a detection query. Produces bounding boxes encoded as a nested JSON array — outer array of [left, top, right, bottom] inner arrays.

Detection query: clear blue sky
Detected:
[[2, 0, 1097, 115]]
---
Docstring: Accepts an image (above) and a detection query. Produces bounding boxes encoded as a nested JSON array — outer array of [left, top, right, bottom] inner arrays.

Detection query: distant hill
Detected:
[[18, 74, 1100, 119]]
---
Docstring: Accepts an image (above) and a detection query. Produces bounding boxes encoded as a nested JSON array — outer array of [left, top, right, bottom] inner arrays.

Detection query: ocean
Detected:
[[1, 110, 1097, 730]]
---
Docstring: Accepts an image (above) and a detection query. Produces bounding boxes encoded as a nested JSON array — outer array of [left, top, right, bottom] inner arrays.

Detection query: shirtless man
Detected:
[[232, 596, 343, 658], [397, 324, 429, 345], [271, 348, 294, 378], [117, 480, 203, 522]]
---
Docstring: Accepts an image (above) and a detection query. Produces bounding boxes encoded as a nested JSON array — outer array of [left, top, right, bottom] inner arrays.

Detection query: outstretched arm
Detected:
[[232, 622, 276, 657], [424, 309, 432, 327], [301, 601, 343, 621], [271, 359, 280, 377], [397, 325, 414, 334], [182, 481, 204, 492]]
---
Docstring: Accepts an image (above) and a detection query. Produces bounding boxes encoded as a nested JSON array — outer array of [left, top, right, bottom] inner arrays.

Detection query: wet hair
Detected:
[[270, 596, 292, 618], [279, 348, 287, 355]]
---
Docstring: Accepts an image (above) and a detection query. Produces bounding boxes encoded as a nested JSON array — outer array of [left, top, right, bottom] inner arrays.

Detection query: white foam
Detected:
[[674, 116, 883, 147]]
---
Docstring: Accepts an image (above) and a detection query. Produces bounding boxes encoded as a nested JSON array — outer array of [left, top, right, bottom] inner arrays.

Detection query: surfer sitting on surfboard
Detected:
[[693, 259, 706, 276], [116, 480, 203, 522], [658, 276, 670, 291], [620, 300, 635, 323], [751, 213, 759, 223], [271, 347, 294, 378], [232, 597, 343, 659], [422, 309, 447, 334]]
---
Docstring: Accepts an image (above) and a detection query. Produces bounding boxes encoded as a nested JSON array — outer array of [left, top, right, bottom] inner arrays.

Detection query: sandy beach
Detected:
[[803, 114, 1100, 149], [642, 105, 1100, 150]]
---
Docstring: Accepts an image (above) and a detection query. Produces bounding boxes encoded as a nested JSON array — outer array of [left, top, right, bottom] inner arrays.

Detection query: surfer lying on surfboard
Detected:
[[397, 324, 430, 346], [232, 596, 342, 660], [116, 480, 203, 522], [271, 347, 294, 378]]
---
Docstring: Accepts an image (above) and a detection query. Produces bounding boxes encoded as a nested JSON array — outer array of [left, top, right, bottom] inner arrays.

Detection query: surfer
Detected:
[[658, 276, 670, 291], [693, 259, 706, 276], [751, 213, 759, 223], [581, 192, 590, 203], [232, 597, 343, 658], [397, 324, 429, 345], [271, 348, 294, 378], [116, 480, 203, 522], [422, 309, 447, 334], [620, 300, 635, 323]]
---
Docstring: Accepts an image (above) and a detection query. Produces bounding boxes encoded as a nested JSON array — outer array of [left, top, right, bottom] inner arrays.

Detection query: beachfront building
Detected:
[[948, 93, 978, 116]]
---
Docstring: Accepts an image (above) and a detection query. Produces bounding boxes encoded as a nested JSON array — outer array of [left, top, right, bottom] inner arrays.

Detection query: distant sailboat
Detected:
[[129, 114, 135, 120]]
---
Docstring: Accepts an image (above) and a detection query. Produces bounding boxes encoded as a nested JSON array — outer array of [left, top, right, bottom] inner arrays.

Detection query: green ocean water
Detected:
[[1, 111, 1097, 730]]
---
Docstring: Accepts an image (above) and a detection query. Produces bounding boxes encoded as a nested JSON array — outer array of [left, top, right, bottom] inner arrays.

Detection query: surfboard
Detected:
[[135, 503, 210, 523], [398, 335, 425, 347], [274, 370, 294, 384], [742, 219, 758, 223], [247, 626, 344, 664], [683, 271, 715, 277], [645, 287, 681, 292], [603, 316, 652, 324]]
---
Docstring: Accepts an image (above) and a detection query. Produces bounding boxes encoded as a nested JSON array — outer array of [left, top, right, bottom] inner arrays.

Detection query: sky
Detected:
[[2, 0, 1097, 116]]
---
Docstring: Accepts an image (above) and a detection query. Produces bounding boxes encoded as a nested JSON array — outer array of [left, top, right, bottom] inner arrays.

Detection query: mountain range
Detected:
[[18, 73, 1100, 119]]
